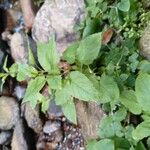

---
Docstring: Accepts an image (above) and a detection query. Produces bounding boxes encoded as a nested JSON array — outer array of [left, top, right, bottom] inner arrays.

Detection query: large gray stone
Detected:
[[10, 32, 37, 64], [32, 0, 85, 52], [0, 96, 19, 130]]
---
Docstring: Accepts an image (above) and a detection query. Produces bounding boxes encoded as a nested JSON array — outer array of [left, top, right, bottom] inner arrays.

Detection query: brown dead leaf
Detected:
[[102, 28, 114, 44]]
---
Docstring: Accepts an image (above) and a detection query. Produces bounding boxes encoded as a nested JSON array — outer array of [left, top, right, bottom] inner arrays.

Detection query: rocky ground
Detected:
[[0, 0, 105, 149]]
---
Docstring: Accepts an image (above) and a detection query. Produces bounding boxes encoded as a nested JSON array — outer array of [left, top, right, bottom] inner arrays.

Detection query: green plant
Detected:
[[83, 0, 150, 149], [0, 33, 102, 124], [1, 0, 150, 149]]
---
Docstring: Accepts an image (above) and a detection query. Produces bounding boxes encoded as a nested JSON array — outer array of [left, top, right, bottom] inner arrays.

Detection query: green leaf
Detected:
[[86, 6, 100, 18], [69, 71, 99, 102], [135, 142, 146, 150], [99, 116, 123, 138], [99, 108, 126, 139], [113, 107, 127, 122], [124, 125, 136, 145], [86, 0, 102, 6], [47, 75, 62, 90], [28, 48, 36, 66], [62, 42, 79, 64], [142, 111, 150, 121], [86, 140, 99, 150], [23, 76, 46, 108], [130, 146, 135, 150], [0, 73, 7, 78], [3, 56, 9, 73], [87, 139, 114, 150], [56, 71, 99, 105], [41, 99, 50, 113], [0, 74, 8, 92], [77, 33, 102, 65], [120, 90, 142, 115], [83, 18, 100, 38], [9, 63, 18, 77], [28, 93, 44, 108], [37, 37, 60, 73], [114, 137, 131, 149], [17, 63, 38, 81], [55, 85, 70, 105], [138, 60, 150, 73], [96, 139, 114, 150], [132, 121, 150, 141], [117, 0, 130, 12], [98, 75, 120, 103], [135, 73, 150, 112], [62, 100, 77, 124], [109, 8, 120, 28]]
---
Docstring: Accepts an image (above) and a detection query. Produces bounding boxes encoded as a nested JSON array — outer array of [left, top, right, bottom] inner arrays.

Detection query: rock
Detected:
[[75, 101, 105, 141], [32, 0, 85, 52], [14, 85, 26, 100], [23, 103, 42, 134], [0, 131, 12, 145], [1, 31, 12, 45], [37, 120, 63, 150], [139, 24, 150, 60], [43, 121, 63, 143], [10, 32, 37, 64], [48, 100, 63, 119], [20, 0, 37, 29], [10, 32, 28, 63], [43, 120, 61, 135], [0, 96, 19, 130], [11, 119, 28, 150]]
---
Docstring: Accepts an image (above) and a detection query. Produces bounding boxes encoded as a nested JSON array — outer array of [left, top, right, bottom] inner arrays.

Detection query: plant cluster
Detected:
[[1, 0, 150, 149]]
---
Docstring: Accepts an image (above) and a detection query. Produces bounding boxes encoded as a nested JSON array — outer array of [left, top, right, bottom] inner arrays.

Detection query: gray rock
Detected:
[[38, 120, 63, 149], [48, 100, 63, 119], [32, 0, 85, 52], [0, 131, 12, 145], [10, 31, 37, 64], [43, 120, 61, 134], [14, 85, 26, 100], [10, 32, 28, 63], [139, 24, 150, 60], [75, 101, 105, 141], [11, 119, 28, 150], [23, 103, 42, 134], [0, 96, 19, 130]]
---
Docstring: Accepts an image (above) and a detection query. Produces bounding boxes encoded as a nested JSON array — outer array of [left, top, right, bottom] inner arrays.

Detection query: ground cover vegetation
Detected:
[[1, 0, 150, 149]]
